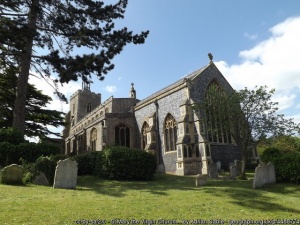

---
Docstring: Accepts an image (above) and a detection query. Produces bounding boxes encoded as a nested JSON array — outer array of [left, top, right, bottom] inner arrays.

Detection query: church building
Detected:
[[63, 56, 255, 175]]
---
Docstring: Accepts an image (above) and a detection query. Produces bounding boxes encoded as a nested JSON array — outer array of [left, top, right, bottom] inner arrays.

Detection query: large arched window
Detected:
[[90, 128, 97, 151], [142, 122, 149, 150], [115, 124, 130, 147], [164, 114, 177, 152], [205, 81, 232, 144]]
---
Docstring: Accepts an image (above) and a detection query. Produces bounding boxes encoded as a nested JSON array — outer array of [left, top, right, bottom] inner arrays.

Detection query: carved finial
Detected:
[[129, 82, 136, 99], [208, 53, 213, 63]]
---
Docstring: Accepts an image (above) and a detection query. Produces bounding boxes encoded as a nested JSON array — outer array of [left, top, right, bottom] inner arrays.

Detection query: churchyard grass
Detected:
[[0, 174, 299, 225]]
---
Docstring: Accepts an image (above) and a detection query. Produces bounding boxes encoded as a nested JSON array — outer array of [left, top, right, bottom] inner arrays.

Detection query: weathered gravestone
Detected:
[[34, 171, 49, 186], [230, 165, 237, 179], [195, 174, 208, 187], [234, 160, 243, 176], [208, 163, 218, 179], [216, 161, 221, 172], [0, 164, 24, 185], [53, 158, 78, 189], [253, 162, 276, 188]]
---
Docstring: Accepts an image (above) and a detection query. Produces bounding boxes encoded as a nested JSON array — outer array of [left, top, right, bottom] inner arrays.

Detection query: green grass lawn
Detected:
[[0, 174, 299, 225]]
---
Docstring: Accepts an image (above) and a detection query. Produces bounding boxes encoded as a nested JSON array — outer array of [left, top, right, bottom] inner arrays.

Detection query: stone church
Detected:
[[63, 57, 256, 175]]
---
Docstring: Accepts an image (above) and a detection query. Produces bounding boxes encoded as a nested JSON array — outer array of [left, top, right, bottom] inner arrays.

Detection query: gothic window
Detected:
[[142, 122, 149, 150], [164, 114, 177, 152], [90, 128, 97, 151], [115, 124, 130, 148], [87, 103, 92, 113], [205, 81, 232, 144]]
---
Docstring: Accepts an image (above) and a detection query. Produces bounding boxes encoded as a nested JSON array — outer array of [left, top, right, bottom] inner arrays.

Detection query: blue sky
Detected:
[[29, 1, 300, 136]]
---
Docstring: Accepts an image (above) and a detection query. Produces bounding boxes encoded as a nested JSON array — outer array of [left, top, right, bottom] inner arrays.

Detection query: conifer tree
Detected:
[[0, 0, 149, 135]]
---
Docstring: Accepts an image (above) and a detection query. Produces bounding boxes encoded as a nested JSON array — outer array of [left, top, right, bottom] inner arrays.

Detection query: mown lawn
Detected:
[[0, 174, 299, 225]]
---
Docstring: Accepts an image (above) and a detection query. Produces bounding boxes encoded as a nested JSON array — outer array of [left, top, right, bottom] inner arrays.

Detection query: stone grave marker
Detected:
[[208, 163, 218, 179], [230, 165, 237, 179], [0, 164, 24, 185], [253, 162, 276, 188], [216, 161, 221, 172], [34, 171, 49, 186], [234, 160, 243, 176], [195, 174, 208, 187], [53, 158, 78, 189]]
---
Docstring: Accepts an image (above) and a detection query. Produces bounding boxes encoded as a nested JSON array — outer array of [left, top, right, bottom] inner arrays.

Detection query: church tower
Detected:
[[69, 80, 101, 127]]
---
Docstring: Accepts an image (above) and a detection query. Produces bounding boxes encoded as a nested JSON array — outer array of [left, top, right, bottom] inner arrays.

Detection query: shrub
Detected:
[[72, 152, 99, 175], [0, 127, 24, 145], [0, 142, 18, 166], [95, 146, 156, 181], [260, 147, 300, 183]]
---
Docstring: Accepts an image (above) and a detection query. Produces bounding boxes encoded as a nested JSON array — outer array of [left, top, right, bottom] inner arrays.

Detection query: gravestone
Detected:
[[228, 162, 234, 170], [195, 174, 208, 187], [208, 163, 218, 179], [53, 158, 78, 189], [0, 164, 24, 185], [230, 165, 237, 179], [253, 162, 276, 188], [234, 160, 243, 176], [216, 161, 221, 172], [34, 171, 49, 186]]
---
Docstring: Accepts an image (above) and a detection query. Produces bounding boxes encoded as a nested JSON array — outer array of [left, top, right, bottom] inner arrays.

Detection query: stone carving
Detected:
[[53, 158, 78, 189], [195, 174, 208, 186], [208, 163, 218, 179], [0, 164, 24, 185], [253, 162, 276, 188], [34, 171, 49, 186]]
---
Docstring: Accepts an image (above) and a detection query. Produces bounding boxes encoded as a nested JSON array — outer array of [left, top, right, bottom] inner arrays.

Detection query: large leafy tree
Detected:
[[0, 64, 65, 138], [201, 85, 299, 178], [0, 0, 149, 135]]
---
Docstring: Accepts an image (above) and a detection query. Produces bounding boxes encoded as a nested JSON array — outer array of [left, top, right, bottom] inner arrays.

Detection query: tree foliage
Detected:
[[0, 0, 149, 135], [0, 66, 65, 138], [199, 85, 300, 178]]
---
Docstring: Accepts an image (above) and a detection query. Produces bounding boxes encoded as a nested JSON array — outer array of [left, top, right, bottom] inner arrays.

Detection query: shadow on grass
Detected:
[[76, 173, 300, 215]]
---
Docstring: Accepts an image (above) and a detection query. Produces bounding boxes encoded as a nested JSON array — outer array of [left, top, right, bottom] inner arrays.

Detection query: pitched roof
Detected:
[[135, 63, 210, 107]]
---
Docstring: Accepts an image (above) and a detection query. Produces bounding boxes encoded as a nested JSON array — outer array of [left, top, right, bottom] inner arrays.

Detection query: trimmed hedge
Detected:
[[260, 147, 300, 183], [72, 152, 99, 175], [0, 142, 62, 166], [94, 146, 157, 181]]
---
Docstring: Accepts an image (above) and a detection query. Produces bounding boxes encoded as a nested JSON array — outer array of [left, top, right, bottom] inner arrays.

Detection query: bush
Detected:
[[0, 142, 18, 166], [72, 152, 99, 175], [260, 147, 300, 183], [95, 146, 156, 181], [0, 127, 24, 145]]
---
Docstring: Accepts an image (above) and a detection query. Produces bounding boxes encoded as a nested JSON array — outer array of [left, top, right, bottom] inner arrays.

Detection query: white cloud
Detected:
[[216, 16, 300, 114], [244, 32, 258, 40], [105, 85, 117, 93]]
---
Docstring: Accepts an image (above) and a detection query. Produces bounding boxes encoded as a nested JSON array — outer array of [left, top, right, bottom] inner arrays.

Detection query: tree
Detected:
[[0, 64, 65, 138], [258, 135, 300, 153], [200, 85, 299, 179], [0, 0, 149, 135]]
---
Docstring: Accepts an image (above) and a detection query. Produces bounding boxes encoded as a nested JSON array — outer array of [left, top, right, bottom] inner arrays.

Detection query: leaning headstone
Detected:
[[195, 174, 208, 187], [34, 171, 49, 186], [230, 165, 237, 179], [208, 163, 218, 179], [0, 164, 24, 185], [216, 161, 221, 172], [53, 158, 78, 189], [253, 162, 276, 188], [234, 160, 243, 176]]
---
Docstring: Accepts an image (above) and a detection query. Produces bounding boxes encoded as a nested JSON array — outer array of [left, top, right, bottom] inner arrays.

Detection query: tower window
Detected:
[[87, 103, 92, 113]]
